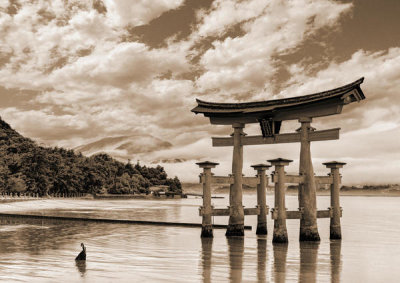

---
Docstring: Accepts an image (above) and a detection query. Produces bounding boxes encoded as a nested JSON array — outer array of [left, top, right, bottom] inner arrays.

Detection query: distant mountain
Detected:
[[0, 117, 181, 195], [75, 135, 172, 158]]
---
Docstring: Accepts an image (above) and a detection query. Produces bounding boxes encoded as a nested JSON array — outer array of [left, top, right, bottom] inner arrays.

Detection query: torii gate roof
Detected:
[[192, 78, 365, 125]]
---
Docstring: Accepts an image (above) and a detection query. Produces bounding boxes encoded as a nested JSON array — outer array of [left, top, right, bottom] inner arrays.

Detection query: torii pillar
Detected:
[[298, 118, 320, 241], [226, 123, 245, 236], [251, 164, 271, 235], [269, 158, 292, 243], [197, 161, 219, 238], [323, 161, 346, 239]]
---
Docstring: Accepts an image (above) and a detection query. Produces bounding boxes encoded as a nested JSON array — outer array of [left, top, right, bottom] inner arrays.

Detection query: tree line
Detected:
[[0, 117, 181, 196]]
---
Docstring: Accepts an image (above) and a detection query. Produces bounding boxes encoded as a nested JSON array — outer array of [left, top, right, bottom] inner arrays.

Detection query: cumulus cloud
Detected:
[[0, 0, 192, 145], [192, 0, 352, 98], [103, 0, 184, 27], [0, 0, 399, 184]]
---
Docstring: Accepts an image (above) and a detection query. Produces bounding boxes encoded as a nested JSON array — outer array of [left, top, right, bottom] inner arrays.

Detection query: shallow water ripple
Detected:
[[0, 195, 399, 282]]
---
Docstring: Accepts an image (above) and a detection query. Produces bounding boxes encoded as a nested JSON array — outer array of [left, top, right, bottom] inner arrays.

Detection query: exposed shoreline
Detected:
[[1, 188, 399, 203], [182, 183, 400, 197]]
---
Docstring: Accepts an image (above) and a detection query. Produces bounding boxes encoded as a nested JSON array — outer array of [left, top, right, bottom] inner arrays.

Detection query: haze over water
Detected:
[[0, 194, 399, 282]]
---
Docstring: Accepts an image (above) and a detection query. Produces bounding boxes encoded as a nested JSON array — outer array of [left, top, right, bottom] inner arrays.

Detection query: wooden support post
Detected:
[[226, 123, 245, 237], [268, 158, 292, 243], [196, 161, 219, 238], [298, 118, 320, 242], [323, 161, 346, 239], [251, 164, 271, 235]]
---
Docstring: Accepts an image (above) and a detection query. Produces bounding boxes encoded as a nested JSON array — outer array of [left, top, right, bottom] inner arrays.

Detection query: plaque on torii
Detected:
[[192, 78, 365, 239]]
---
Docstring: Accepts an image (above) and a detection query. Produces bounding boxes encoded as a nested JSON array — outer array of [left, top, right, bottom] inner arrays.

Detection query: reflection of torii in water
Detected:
[[193, 78, 366, 240]]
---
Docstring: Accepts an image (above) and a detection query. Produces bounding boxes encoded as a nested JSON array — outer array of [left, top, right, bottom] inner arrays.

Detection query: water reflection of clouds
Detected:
[[0, 198, 345, 281], [0, 199, 182, 222], [0, 224, 50, 232]]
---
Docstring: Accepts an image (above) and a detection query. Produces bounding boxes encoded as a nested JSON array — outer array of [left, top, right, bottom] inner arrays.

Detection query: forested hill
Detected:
[[0, 117, 181, 196]]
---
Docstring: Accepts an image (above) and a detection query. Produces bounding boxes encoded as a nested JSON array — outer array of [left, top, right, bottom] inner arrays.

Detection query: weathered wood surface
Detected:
[[212, 128, 340, 147], [317, 210, 331, 218], [271, 174, 334, 184], [244, 207, 262, 216], [271, 209, 302, 220], [315, 175, 335, 184], [286, 210, 302, 219], [270, 209, 341, 220], [243, 177, 259, 187], [227, 123, 246, 235], [200, 166, 213, 237], [199, 207, 268, 216], [271, 174, 304, 184]]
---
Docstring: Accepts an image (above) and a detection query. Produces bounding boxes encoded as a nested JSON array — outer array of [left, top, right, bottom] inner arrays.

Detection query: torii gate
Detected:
[[192, 78, 366, 240]]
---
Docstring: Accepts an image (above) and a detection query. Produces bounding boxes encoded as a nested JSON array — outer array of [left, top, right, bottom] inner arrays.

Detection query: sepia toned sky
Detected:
[[0, 0, 399, 184]]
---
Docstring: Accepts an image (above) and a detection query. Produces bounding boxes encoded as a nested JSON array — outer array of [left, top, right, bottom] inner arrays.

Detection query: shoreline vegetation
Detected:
[[0, 117, 182, 197]]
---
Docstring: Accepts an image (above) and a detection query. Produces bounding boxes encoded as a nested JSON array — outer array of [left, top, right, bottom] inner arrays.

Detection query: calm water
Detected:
[[0, 194, 399, 282]]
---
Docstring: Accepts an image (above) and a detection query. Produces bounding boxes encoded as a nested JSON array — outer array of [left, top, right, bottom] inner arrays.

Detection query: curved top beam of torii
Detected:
[[192, 78, 365, 126]]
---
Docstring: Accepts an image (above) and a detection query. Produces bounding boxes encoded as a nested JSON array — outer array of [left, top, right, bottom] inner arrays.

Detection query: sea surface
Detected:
[[0, 193, 399, 282]]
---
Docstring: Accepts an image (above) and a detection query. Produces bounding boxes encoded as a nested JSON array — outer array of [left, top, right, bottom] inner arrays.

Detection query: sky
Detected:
[[0, 0, 399, 185]]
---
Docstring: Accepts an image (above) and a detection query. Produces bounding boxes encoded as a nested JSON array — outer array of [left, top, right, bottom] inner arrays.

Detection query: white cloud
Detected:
[[1, 0, 399, 185], [195, 0, 268, 37], [0, 0, 192, 147], [193, 0, 352, 97], [0, 0, 189, 90], [103, 0, 184, 27]]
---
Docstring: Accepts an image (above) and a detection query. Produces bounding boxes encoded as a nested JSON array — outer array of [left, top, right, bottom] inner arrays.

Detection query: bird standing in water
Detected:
[[75, 243, 86, 261]]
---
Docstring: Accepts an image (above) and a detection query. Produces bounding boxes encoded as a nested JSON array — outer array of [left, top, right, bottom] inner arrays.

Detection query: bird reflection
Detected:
[[330, 240, 342, 283], [201, 238, 213, 283], [273, 242, 288, 283], [299, 241, 320, 283], [257, 237, 267, 282], [227, 237, 244, 283], [75, 260, 86, 277]]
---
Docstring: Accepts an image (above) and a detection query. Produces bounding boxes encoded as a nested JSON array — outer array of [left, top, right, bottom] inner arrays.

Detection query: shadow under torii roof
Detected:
[[192, 78, 365, 125]]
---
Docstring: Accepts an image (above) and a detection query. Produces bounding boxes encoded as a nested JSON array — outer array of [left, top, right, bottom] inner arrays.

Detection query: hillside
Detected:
[[0, 117, 181, 196], [75, 134, 172, 160]]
